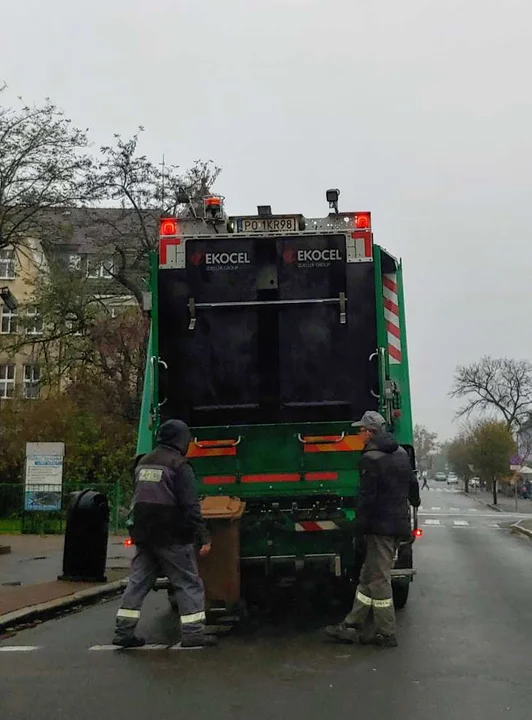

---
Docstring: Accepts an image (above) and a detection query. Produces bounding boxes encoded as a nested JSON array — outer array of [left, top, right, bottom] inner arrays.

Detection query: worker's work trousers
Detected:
[[115, 543, 206, 644], [345, 535, 398, 637]]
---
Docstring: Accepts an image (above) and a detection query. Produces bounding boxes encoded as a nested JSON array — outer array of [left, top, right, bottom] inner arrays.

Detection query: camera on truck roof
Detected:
[[326, 188, 340, 213]]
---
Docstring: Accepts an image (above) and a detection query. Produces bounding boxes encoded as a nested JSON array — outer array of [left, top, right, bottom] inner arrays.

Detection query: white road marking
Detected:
[[418, 512, 529, 518], [453, 520, 470, 527], [490, 523, 502, 529], [0, 646, 40, 652], [424, 519, 442, 526], [450, 508, 461, 512], [468, 508, 479, 512], [89, 644, 168, 651], [431, 507, 441, 511]]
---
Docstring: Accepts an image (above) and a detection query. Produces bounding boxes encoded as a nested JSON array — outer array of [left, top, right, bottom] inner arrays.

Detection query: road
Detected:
[[2, 485, 532, 720]]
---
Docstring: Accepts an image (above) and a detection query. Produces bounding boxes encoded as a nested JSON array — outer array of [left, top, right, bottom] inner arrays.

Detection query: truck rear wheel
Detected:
[[392, 580, 409, 609]]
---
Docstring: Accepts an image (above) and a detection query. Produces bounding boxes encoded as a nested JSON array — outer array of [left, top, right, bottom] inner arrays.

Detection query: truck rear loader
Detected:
[[136, 189, 419, 619]]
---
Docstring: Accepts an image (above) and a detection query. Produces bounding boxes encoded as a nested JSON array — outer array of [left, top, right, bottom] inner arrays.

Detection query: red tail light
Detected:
[[159, 218, 178, 236], [124, 537, 133, 547], [355, 213, 371, 229], [413, 528, 423, 538]]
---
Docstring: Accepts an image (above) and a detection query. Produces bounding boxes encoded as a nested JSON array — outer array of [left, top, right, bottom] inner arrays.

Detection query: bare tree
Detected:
[[0, 88, 94, 250], [68, 309, 148, 422], [413, 424, 439, 471], [0, 268, 109, 391], [84, 130, 221, 305], [450, 356, 532, 430]]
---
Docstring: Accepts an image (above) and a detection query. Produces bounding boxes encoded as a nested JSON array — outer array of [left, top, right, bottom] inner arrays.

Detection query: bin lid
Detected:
[[200, 496, 246, 520]]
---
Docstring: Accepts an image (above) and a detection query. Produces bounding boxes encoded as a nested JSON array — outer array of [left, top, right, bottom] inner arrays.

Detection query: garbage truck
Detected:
[[136, 189, 419, 618]]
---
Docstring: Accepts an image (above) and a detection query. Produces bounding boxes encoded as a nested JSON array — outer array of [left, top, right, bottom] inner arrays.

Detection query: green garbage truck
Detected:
[[136, 189, 419, 617]]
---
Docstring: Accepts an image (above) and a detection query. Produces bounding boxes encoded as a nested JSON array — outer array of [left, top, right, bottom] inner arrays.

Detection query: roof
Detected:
[[37, 207, 157, 255]]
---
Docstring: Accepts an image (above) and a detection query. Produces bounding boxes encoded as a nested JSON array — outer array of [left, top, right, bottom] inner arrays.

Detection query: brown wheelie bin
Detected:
[[199, 496, 246, 611]]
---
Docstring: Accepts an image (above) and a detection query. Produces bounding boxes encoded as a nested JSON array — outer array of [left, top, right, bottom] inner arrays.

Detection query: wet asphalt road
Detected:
[[2, 486, 532, 720]]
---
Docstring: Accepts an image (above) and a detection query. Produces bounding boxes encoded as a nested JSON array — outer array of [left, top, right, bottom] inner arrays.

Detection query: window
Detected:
[[23, 364, 40, 399], [68, 254, 82, 271], [66, 316, 83, 336], [0, 364, 15, 399], [0, 249, 15, 280], [0, 307, 17, 334], [87, 257, 113, 279], [27, 307, 43, 335]]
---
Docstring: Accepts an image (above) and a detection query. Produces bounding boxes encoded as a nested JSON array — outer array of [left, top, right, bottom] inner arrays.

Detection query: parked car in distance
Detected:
[[447, 473, 459, 485], [435, 471, 447, 482]]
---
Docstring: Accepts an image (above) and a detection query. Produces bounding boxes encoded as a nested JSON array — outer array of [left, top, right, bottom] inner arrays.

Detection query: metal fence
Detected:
[[0, 482, 133, 535]]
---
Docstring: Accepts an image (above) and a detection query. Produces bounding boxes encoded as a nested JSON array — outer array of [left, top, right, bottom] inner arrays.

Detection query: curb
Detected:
[[0, 577, 128, 633], [511, 520, 532, 540], [461, 491, 503, 512]]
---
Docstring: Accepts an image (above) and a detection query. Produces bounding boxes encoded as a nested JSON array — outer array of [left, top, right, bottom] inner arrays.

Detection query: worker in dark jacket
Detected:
[[113, 419, 217, 649], [326, 411, 420, 648]]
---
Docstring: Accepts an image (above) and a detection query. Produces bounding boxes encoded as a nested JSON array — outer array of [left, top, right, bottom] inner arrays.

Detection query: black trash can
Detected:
[[59, 489, 109, 582]]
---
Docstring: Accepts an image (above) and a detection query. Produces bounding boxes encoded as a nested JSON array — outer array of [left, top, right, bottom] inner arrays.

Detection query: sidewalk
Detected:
[[464, 488, 532, 514], [0, 534, 132, 630]]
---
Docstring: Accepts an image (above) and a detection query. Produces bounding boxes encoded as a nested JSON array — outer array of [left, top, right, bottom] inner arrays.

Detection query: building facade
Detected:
[[0, 209, 144, 400]]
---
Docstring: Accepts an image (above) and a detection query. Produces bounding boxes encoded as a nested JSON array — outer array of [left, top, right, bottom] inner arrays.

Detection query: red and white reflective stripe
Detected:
[[346, 231, 373, 263], [295, 521, 339, 532], [383, 273, 402, 364]]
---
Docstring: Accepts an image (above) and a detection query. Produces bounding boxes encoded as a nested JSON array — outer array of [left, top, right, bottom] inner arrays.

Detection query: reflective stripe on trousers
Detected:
[[345, 535, 398, 636], [355, 591, 373, 607], [373, 598, 393, 609], [116, 608, 141, 620], [114, 543, 206, 642], [181, 611, 206, 625], [355, 591, 392, 609]]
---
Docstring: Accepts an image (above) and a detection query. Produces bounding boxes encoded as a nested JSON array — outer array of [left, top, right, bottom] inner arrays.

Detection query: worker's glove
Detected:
[[199, 543, 212, 557]]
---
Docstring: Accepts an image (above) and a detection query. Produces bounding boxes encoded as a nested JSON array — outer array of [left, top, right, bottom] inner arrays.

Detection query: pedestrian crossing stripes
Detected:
[[420, 506, 482, 511], [89, 644, 204, 651], [90, 644, 169, 651], [0, 644, 209, 653], [424, 488, 461, 493], [420, 520, 503, 530]]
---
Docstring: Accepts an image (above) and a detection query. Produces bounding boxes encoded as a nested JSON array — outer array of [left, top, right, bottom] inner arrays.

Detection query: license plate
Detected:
[[239, 216, 298, 233]]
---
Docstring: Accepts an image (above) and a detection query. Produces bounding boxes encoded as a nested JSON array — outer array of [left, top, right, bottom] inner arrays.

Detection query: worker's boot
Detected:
[[179, 633, 219, 649], [373, 633, 398, 648], [112, 635, 146, 649], [324, 622, 363, 644]]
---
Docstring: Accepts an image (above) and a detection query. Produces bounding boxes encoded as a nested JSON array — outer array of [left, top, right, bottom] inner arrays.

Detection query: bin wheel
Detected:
[[392, 580, 409, 609]]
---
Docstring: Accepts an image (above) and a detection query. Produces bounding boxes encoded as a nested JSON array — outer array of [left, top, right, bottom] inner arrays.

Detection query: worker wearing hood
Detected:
[[113, 419, 217, 649]]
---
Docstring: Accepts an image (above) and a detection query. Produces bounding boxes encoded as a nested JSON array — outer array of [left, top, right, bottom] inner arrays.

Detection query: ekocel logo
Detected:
[[282, 247, 342, 268], [189, 250, 251, 271], [205, 252, 251, 266]]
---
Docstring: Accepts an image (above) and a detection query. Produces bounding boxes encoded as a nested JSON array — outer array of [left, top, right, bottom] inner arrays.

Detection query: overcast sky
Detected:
[[2, 0, 531, 439]]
